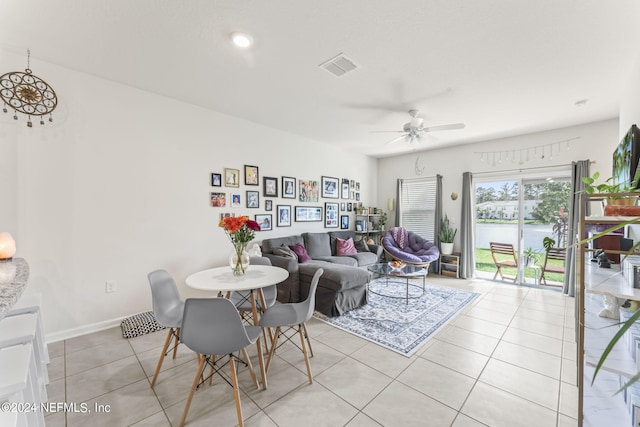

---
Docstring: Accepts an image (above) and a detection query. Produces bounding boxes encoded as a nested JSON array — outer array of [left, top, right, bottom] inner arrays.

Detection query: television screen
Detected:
[[613, 124, 640, 189]]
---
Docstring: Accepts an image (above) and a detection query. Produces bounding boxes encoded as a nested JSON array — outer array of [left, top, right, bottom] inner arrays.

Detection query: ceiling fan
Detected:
[[371, 110, 465, 144]]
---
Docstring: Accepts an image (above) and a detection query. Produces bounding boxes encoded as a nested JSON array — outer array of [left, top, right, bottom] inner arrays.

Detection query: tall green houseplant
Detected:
[[439, 214, 457, 243]]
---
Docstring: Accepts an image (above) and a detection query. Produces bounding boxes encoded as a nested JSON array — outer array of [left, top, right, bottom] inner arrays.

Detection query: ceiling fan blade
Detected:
[[423, 123, 466, 132], [369, 130, 405, 133], [386, 134, 409, 145]]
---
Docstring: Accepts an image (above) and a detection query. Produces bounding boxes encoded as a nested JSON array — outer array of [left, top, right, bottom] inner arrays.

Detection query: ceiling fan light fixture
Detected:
[[230, 32, 253, 49], [410, 117, 423, 128]]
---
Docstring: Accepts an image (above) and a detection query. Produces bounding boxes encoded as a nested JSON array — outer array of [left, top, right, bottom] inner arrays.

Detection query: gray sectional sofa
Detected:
[[260, 230, 383, 317]]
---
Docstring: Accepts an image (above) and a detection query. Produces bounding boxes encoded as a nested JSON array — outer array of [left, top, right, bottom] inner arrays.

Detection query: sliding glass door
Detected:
[[475, 173, 570, 285]]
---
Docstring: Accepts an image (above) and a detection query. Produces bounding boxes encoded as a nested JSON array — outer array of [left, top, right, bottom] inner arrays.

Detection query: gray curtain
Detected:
[[395, 179, 402, 227], [563, 160, 590, 297], [460, 172, 475, 279], [434, 175, 443, 272]]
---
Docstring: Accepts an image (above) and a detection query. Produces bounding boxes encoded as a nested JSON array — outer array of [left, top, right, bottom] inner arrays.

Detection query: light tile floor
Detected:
[[43, 276, 578, 426]]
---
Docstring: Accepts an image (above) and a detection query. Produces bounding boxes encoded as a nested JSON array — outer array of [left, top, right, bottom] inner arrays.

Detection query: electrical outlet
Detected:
[[105, 280, 117, 293]]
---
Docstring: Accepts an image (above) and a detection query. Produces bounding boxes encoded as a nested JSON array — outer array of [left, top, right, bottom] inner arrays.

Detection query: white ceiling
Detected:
[[1, 0, 639, 158]]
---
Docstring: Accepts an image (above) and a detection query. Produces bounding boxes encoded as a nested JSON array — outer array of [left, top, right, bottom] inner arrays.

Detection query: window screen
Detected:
[[399, 177, 437, 241]]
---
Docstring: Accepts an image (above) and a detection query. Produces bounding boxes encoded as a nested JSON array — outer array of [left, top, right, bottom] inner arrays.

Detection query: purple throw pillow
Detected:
[[289, 243, 312, 263]]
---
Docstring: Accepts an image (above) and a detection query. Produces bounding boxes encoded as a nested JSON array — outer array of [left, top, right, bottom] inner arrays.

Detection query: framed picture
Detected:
[[321, 176, 339, 198], [244, 165, 259, 186], [210, 192, 226, 207], [231, 193, 241, 207], [282, 176, 296, 199], [350, 179, 355, 189], [341, 179, 349, 199], [224, 168, 240, 187], [341, 215, 349, 229], [325, 202, 339, 228], [347, 202, 352, 212], [340, 202, 346, 211], [246, 191, 259, 208], [356, 192, 360, 201], [263, 176, 278, 197], [356, 182, 361, 191], [255, 214, 272, 231], [265, 199, 273, 211], [299, 179, 319, 202], [277, 205, 291, 227], [211, 173, 222, 187], [295, 206, 323, 222]]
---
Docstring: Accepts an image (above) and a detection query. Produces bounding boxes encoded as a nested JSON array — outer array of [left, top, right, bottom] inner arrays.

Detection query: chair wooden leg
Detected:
[[265, 327, 280, 373], [208, 355, 216, 386], [298, 326, 313, 384], [151, 328, 175, 387], [241, 348, 259, 389], [302, 323, 313, 358], [173, 328, 180, 359], [229, 355, 244, 427], [179, 354, 206, 427]]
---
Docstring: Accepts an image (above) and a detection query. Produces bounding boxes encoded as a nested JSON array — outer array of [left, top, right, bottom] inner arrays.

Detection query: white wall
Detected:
[[620, 52, 640, 137], [0, 50, 377, 340], [377, 119, 620, 249]]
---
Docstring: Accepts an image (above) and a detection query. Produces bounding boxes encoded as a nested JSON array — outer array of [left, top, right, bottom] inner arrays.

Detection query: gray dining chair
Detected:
[[259, 268, 323, 384], [148, 269, 185, 388], [179, 297, 261, 427], [229, 256, 278, 351]]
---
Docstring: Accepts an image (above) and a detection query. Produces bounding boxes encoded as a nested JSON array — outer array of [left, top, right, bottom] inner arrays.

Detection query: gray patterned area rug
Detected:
[[314, 278, 480, 357]]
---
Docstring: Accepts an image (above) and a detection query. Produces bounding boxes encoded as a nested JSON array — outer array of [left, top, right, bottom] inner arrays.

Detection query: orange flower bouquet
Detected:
[[219, 216, 261, 275]]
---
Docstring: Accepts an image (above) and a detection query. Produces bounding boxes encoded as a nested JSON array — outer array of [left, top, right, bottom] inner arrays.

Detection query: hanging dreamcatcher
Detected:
[[0, 49, 58, 127]]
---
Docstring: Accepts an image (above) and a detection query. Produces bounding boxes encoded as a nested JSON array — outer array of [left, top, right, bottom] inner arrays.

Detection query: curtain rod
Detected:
[[472, 160, 595, 177]]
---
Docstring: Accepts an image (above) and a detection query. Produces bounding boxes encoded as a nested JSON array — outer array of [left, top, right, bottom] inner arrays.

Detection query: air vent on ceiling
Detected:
[[319, 53, 358, 77]]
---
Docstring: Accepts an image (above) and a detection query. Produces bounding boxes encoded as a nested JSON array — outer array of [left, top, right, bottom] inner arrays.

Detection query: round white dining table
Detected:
[[185, 265, 289, 390], [186, 265, 288, 292]]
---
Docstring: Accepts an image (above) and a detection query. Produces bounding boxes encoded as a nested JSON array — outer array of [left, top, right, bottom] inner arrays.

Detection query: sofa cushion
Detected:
[[273, 244, 297, 260], [328, 230, 357, 254], [302, 232, 332, 258], [261, 235, 304, 254], [312, 256, 358, 267], [289, 243, 312, 263], [354, 238, 370, 252], [343, 251, 379, 266], [336, 237, 357, 255]]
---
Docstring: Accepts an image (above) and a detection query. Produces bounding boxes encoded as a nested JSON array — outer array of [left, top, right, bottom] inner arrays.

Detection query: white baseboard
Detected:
[[45, 315, 129, 343]]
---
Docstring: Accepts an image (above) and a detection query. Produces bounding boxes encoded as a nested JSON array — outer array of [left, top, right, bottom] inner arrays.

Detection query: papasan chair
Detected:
[[382, 227, 440, 268]]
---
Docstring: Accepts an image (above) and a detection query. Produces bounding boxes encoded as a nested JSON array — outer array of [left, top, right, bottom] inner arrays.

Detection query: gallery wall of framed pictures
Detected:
[[209, 165, 364, 232]]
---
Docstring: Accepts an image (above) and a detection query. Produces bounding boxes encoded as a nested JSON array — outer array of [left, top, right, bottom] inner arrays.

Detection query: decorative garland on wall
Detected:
[[474, 136, 580, 167]]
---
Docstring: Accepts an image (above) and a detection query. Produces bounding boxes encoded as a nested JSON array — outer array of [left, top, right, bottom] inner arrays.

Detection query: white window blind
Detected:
[[399, 177, 437, 241]]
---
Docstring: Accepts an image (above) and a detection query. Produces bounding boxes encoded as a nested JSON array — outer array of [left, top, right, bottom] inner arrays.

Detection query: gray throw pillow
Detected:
[[273, 244, 298, 260], [354, 239, 370, 252]]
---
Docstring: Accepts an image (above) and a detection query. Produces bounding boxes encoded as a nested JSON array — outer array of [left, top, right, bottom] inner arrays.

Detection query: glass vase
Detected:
[[229, 243, 250, 276]]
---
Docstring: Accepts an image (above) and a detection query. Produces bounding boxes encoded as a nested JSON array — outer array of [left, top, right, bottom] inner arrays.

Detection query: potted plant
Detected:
[[439, 214, 457, 255], [582, 171, 640, 205], [523, 247, 540, 267]]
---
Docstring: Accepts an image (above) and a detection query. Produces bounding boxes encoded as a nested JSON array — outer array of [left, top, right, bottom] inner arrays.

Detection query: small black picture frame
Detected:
[[325, 202, 339, 228], [341, 179, 349, 199], [277, 205, 291, 227], [347, 202, 353, 212], [263, 176, 278, 197], [211, 173, 222, 187], [265, 199, 273, 211], [341, 215, 349, 229], [321, 176, 339, 199], [244, 165, 259, 186], [255, 214, 272, 231], [282, 176, 296, 199], [246, 191, 259, 208]]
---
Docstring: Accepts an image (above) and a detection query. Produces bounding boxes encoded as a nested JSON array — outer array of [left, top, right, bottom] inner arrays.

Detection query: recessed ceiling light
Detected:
[[230, 32, 253, 49]]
